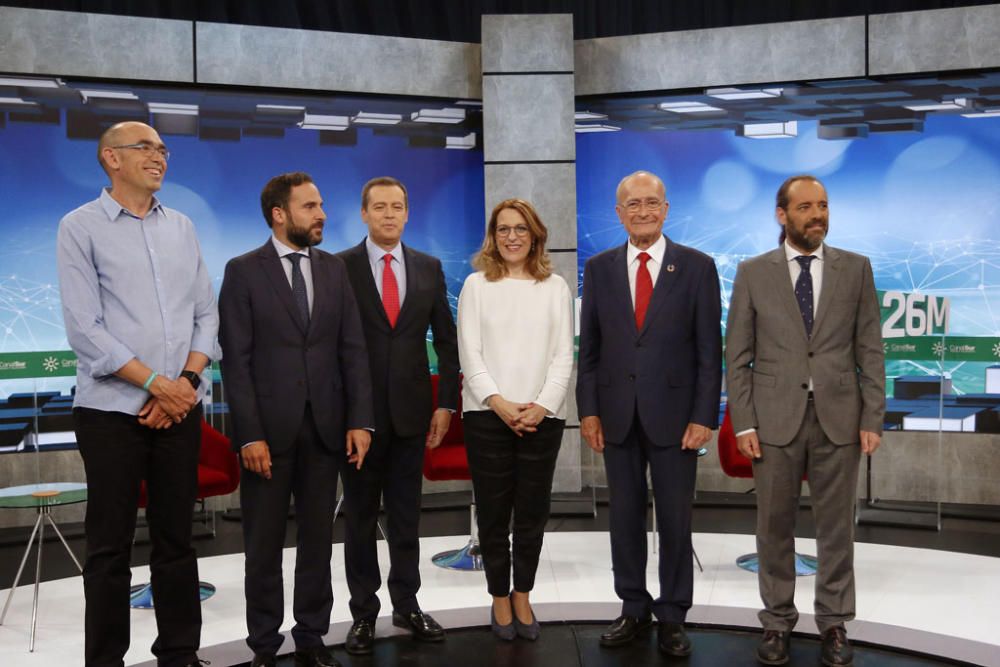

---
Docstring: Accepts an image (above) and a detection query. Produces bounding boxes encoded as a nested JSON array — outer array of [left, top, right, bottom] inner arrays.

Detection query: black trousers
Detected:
[[603, 415, 697, 623], [464, 411, 564, 597], [73, 405, 202, 667], [240, 405, 339, 656], [341, 427, 425, 621]]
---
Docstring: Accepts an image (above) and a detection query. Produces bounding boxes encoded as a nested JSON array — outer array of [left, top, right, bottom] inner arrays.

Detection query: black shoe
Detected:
[[250, 654, 275, 667], [183, 660, 210, 667], [599, 615, 653, 647], [392, 610, 445, 642], [658, 622, 692, 657], [293, 645, 342, 667], [820, 626, 853, 667], [345, 618, 375, 655], [756, 630, 790, 665]]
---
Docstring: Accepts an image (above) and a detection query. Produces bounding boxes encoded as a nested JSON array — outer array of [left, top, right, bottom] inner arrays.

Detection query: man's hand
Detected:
[[241, 441, 272, 479], [426, 408, 452, 449], [681, 422, 712, 450], [581, 415, 605, 453], [487, 395, 534, 435], [514, 403, 547, 430], [860, 430, 881, 456], [148, 375, 198, 422], [736, 431, 762, 460], [137, 397, 173, 429], [346, 429, 372, 469]]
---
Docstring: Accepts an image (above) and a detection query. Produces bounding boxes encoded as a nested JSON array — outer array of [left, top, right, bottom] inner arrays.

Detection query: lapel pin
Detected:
[[666, 264, 676, 272]]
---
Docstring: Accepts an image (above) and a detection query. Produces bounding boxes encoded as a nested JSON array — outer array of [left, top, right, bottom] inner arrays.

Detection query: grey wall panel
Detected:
[[575, 17, 866, 96], [0, 7, 193, 82], [484, 163, 577, 249], [196, 22, 481, 99], [481, 14, 574, 73], [482, 74, 575, 162], [870, 6, 1000, 75]]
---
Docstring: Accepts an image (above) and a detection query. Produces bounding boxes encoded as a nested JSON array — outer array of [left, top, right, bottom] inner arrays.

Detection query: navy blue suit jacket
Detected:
[[576, 236, 722, 446], [218, 241, 374, 454]]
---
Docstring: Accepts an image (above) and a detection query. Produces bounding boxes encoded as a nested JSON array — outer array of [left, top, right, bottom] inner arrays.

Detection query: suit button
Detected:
[[808, 352, 814, 357], [801, 383, 808, 390], [629, 374, 635, 381]]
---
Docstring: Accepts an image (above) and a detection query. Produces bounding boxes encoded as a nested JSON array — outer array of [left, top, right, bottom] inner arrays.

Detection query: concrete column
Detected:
[[481, 14, 580, 493]]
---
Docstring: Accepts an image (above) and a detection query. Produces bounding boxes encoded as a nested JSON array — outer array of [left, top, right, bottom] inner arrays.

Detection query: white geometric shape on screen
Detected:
[[932, 341, 945, 358], [42, 356, 59, 372], [993, 342, 1000, 359]]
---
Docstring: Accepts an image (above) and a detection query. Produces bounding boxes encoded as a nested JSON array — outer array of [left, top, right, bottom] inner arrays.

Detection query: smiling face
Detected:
[[778, 178, 829, 253], [616, 172, 669, 250], [274, 182, 326, 249], [495, 207, 532, 270], [362, 184, 408, 250], [101, 122, 167, 197]]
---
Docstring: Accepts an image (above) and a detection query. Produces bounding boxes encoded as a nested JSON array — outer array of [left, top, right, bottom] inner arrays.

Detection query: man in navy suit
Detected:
[[335, 177, 459, 654], [219, 172, 373, 667], [577, 171, 722, 657]]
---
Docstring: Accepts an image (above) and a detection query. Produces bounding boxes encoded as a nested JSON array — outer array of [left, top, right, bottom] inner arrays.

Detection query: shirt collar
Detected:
[[365, 235, 403, 265], [627, 234, 666, 265], [784, 240, 824, 263], [271, 234, 310, 259], [99, 187, 163, 222]]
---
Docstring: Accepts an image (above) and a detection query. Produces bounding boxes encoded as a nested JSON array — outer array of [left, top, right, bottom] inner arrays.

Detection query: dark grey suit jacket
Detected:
[[725, 244, 885, 446], [218, 240, 374, 454], [336, 240, 459, 438]]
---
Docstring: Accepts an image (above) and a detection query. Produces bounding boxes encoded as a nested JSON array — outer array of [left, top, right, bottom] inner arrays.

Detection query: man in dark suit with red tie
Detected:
[[335, 177, 459, 654], [577, 171, 722, 658], [219, 172, 374, 667]]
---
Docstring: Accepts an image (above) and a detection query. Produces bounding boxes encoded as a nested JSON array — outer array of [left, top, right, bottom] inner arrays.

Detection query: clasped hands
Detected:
[[137, 374, 199, 429], [488, 395, 547, 436]]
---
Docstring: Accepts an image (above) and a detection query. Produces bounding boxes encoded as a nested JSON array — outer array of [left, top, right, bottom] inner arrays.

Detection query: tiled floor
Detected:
[[1, 531, 997, 666]]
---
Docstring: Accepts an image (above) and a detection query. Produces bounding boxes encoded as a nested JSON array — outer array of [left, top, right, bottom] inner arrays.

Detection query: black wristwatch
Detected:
[[180, 370, 202, 390]]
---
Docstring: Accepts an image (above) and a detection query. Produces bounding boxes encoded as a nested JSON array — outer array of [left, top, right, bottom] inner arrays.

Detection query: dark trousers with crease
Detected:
[[464, 411, 564, 597], [241, 405, 339, 656], [74, 405, 202, 667], [341, 426, 425, 621], [603, 413, 698, 623]]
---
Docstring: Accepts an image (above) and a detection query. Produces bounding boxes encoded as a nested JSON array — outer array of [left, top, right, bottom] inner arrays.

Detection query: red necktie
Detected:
[[382, 254, 400, 328], [635, 251, 653, 330]]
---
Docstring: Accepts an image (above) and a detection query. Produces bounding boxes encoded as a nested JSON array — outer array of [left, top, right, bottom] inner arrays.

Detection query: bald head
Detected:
[[97, 121, 154, 176], [616, 170, 666, 205]]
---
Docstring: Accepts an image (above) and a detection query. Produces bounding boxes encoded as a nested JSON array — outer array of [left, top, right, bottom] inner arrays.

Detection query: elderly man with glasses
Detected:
[[57, 121, 219, 667]]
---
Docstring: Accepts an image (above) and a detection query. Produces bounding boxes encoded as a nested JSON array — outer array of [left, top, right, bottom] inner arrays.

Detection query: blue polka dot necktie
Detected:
[[285, 252, 310, 328], [794, 255, 816, 337]]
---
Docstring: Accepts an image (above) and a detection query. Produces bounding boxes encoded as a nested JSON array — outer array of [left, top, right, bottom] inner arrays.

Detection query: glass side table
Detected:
[[0, 482, 87, 651]]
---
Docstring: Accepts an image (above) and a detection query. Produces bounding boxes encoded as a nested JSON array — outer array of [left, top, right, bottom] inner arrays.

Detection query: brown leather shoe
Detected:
[[756, 629, 790, 665], [820, 626, 853, 667]]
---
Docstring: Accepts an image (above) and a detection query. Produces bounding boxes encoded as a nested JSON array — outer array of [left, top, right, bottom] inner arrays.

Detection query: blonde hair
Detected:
[[473, 198, 552, 282]]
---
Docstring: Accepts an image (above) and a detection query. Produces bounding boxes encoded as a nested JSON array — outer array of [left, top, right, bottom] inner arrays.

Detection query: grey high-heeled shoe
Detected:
[[512, 595, 540, 641], [491, 601, 516, 641]]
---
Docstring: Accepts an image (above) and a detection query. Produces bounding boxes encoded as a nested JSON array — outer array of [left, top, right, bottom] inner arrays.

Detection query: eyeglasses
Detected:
[[496, 224, 530, 238], [111, 142, 170, 162], [622, 198, 664, 213]]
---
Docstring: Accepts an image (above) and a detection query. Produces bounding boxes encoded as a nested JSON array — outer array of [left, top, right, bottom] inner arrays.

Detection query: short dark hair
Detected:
[[361, 176, 408, 210], [260, 172, 314, 227], [775, 174, 823, 245]]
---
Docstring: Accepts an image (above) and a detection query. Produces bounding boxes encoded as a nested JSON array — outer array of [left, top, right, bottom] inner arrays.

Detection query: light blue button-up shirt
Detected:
[[56, 188, 221, 415], [365, 236, 407, 305]]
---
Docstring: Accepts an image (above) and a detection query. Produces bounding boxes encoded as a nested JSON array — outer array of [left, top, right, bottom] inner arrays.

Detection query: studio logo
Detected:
[[42, 356, 59, 373]]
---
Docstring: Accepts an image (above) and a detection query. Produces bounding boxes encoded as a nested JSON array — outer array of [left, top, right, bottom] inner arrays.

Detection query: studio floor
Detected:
[[1, 498, 998, 666]]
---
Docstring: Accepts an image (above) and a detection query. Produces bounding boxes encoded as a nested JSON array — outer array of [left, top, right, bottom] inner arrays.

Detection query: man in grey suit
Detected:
[[725, 175, 885, 667]]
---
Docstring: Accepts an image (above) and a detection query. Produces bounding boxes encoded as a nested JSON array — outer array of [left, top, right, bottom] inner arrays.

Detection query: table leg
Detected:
[[29, 510, 45, 652], [44, 510, 83, 572], [0, 510, 43, 626]]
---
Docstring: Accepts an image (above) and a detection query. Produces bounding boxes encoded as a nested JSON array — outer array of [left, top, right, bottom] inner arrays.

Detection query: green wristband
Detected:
[[142, 371, 158, 391]]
